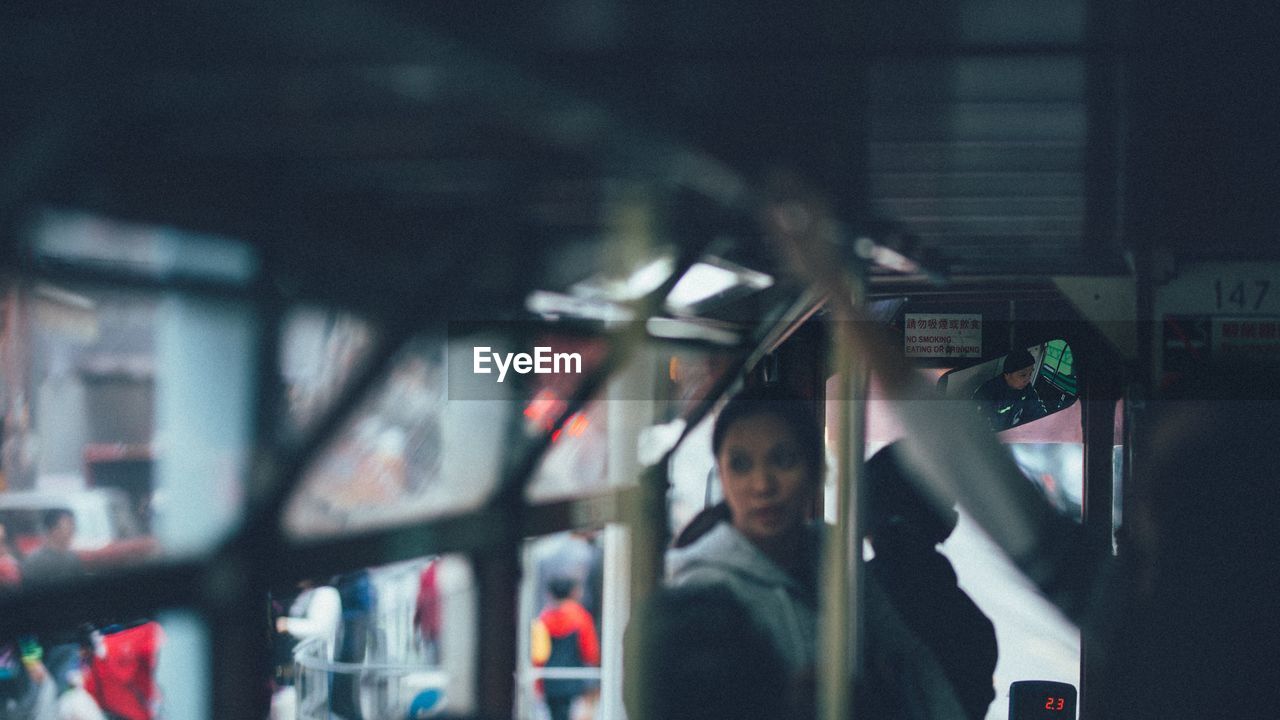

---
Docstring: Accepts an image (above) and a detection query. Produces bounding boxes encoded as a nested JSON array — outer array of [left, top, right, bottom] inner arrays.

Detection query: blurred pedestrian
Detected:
[[331, 570, 376, 719], [0, 637, 56, 720], [413, 559, 442, 664], [22, 510, 86, 694], [533, 532, 602, 626], [22, 509, 83, 584], [80, 621, 163, 720], [273, 579, 341, 720], [531, 576, 599, 720], [276, 579, 341, 660]]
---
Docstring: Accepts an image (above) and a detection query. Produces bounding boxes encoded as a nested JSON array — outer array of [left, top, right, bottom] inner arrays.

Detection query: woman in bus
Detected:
[[667, 387, 963, 719], [667, 388, 823, 673]]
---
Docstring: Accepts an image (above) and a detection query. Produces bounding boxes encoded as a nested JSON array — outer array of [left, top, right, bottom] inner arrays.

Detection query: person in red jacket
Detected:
[[81, 621, 163, 720], [413, 558, 442, 664], [531, 576, 599, 720]]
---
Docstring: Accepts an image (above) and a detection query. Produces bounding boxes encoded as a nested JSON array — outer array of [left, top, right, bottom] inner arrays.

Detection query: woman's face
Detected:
[[717, 413, 814, 545]]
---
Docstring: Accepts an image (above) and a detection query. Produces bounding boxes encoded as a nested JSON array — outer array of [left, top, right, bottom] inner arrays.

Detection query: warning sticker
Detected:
[[904, 313, 982, 358], [1213, 317, 1280, 361]]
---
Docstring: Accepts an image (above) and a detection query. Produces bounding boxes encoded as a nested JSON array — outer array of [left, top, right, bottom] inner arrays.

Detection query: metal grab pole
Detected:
[[818, 278, 868, 720], [762, 192, 872, 720]]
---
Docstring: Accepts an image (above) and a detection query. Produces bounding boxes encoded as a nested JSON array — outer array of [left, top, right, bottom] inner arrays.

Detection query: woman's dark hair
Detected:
[[672, 502, 731, 549], [710, 386, 825, 484]]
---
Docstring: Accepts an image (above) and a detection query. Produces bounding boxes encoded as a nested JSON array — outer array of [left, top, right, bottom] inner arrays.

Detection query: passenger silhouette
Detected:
[[865, 442, 997, 720], [1088, 367, 1280, 719]]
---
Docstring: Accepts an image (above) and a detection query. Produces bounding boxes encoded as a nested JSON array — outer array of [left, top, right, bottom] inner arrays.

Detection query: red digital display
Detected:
[[1010, 679, 1076, 719]]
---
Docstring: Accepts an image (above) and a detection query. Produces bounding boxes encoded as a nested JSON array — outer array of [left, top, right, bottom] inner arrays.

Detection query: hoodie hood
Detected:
[[667, 522, 815, 594], [666, 521, 821, 671]]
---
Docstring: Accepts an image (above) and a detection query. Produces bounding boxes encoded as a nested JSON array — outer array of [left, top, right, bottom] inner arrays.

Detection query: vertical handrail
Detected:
[[819, 318, 869, 720], [761, 188, 871, 720]]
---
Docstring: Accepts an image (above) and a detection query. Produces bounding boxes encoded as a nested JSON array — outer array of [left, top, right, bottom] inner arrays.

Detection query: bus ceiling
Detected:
[[13, 3, 1280, 303]]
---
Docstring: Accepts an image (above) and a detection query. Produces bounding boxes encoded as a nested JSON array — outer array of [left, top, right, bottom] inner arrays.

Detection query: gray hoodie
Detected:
[[667, 521, 818, 671], [667, 521, 967, 719]]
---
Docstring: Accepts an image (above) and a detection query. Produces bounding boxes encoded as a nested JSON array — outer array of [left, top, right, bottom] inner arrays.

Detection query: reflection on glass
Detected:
[[659, 353, 755, 530], [284, 336, 507, 537], [665, 258, 774, 314], [280, 309, 378, 439], [662, 350, 738, 419], [0, 279, 254, 574], [270, 555, 476, 718], [521, 334, 622, 503]]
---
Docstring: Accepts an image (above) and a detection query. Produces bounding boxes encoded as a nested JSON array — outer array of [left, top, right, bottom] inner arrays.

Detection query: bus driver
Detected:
[[971, 349, 1048, 431]]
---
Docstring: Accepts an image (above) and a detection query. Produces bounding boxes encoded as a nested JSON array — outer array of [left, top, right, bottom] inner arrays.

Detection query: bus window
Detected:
[[283, 334, 510, 539], [1, 212, 261, 567], [666, 409, 720, 536], [270, 554, 476, 720], [648, 345, 743, 533]]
